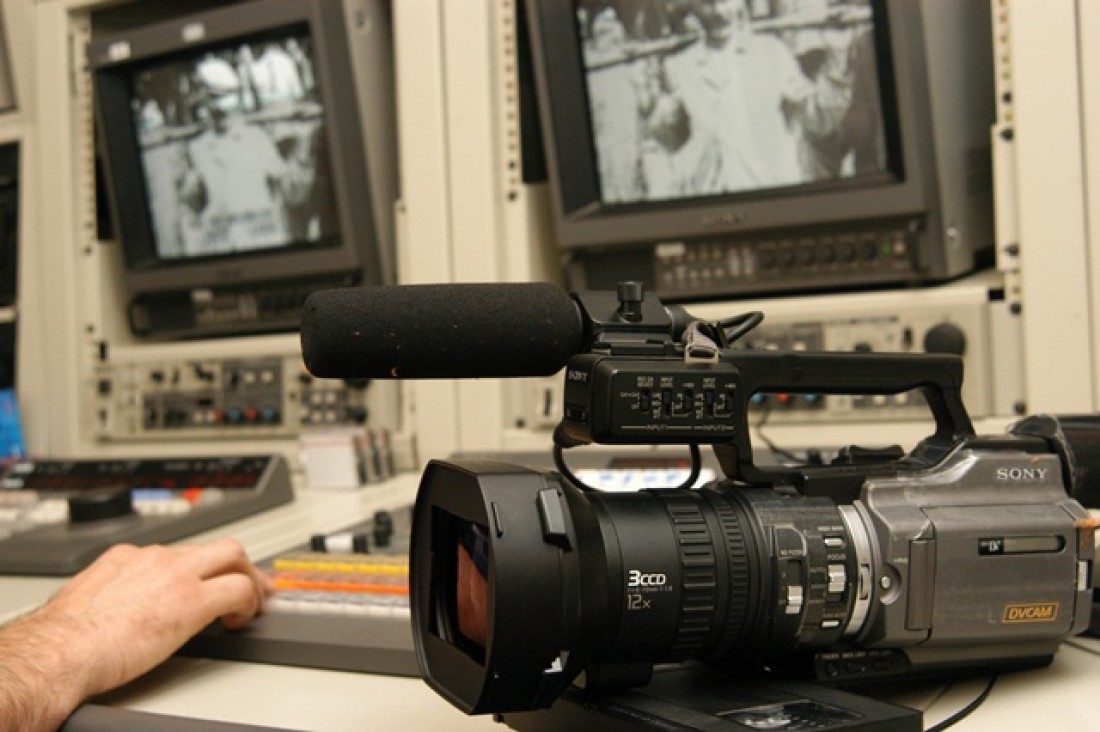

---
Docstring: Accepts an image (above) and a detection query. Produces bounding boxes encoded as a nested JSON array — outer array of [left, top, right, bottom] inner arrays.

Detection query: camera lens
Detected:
[[454, 522, 490, 652], [411, 460, 869, 714]]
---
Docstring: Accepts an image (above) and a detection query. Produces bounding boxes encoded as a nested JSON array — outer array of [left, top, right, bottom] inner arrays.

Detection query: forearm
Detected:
[[0, 540, 268, 731], [0, 607, 92, 732]]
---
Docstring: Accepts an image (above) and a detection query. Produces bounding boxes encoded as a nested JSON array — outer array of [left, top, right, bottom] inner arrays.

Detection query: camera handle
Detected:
[[712, 350, 975, 488]]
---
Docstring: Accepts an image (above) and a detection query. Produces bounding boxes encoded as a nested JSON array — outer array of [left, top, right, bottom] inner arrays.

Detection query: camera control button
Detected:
[[827, 564, 847, 594], [858, 566, 871, 600], [786, 585, 804, 614], [537, 489, 571, 549]]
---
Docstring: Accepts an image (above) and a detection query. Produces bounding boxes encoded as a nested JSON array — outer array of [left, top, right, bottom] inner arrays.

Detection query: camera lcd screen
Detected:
[[127, 25, 338, 261], [576, 0, 892, 205]]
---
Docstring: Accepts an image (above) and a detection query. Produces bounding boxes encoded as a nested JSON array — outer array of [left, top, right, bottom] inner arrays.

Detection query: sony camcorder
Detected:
[[395, 284, 1100, 716], [299, 281, 1100, 719]]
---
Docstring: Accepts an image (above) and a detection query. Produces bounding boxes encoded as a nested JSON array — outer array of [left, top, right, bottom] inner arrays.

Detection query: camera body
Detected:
[[409, 286, 1098, 715]]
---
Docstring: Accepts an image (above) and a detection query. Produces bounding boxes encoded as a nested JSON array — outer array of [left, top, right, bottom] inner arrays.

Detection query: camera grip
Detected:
[[717, 351, 974, 486]]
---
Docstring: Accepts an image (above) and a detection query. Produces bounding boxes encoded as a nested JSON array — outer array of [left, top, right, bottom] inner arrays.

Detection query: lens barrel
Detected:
[[411, 460, 867, 714]]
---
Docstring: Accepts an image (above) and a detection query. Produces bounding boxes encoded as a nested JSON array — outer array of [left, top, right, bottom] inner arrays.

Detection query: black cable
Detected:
[[679, 443, 702, 489], [716, 311, 764, 346], [752, 403, 804, 465], [552, 443, 586, 491], [1064, 638, 1100, 657], [923, 674, 997, 732]]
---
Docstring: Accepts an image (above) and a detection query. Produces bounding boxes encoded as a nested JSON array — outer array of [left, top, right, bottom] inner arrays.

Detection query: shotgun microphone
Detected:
[[300, 282, 585, 379]]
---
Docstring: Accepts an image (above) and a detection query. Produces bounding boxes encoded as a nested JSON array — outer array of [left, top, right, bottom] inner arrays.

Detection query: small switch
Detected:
[[786, 585, 804, 615], [828, 563, 847, 595], [537, 489, 571, 549]]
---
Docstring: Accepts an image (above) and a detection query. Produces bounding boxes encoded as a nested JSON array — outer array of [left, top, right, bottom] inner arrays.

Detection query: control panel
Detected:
[[653, 224, 915, 299], [566, 219, 929, 301], [127, 275, 356, 341], [0, 454, 294, 575], [89, 342, 378, 441], [562, 355, 741, 444], [182, 508, 417, 676]]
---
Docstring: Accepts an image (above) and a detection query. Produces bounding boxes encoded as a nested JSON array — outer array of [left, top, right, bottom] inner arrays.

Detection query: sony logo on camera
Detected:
[[566, 369, 588, 383], [994, 466, 1049, 481]]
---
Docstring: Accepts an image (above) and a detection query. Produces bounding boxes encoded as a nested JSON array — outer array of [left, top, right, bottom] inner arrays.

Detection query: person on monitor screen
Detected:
[[776, 0, 884, 179], [246, 41, 308, 108], [0, 539, 270, 731], [579, 6, 649, 203], [174, 56, 293, 256], [640, 0, 853, 197], [240, 41, 333, 243]]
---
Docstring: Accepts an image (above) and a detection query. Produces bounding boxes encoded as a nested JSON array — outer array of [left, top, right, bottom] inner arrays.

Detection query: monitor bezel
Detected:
[[88, 0, 390, 296]]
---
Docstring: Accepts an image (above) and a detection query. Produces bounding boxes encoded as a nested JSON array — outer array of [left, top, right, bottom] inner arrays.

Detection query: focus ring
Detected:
[[705, 492, 754, 659], [657, 491, 718, 661]]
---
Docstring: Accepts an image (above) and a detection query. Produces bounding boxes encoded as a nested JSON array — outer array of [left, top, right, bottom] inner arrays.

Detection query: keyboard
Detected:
[[179, 508, 418, 677], [0, 455, 294, 575]]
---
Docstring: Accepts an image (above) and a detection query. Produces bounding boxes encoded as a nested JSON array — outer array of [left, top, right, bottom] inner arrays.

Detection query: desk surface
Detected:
[[1, 472, 1098, 731]]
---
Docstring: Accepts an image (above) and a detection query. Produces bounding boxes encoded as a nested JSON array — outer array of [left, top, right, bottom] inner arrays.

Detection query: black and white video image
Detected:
[[130, 31, 337, 260], [577, 0, 889, 204]]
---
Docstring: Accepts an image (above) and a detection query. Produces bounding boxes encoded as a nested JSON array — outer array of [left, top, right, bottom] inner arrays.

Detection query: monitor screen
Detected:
[[89, 0, 398, 340], [525, 0, 994, 300], [129, 27, 338, 261], [577, 0, 893, 206]]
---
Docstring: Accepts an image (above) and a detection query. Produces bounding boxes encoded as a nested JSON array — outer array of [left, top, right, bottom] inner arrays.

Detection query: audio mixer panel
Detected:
[[92, 352, 372, 441], [180, 508, 417, 676], [0, 455, 294, 575]]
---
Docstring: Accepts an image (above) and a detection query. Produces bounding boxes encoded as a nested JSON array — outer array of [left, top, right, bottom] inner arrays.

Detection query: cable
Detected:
[[923, 674, 997, 732], [752, 403, 804, 465], [552, 443, 586, 491], [1064, 638, 1100, 658], [716, 311, 764, 346]]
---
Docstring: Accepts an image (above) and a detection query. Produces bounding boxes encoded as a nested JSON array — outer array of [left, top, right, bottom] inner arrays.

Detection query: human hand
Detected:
[[0, 539, 270, 730]]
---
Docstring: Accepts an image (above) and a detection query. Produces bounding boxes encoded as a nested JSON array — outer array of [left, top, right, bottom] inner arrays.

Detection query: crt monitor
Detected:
[[524, 0, 995, 301], [89, 0, 397, 340]]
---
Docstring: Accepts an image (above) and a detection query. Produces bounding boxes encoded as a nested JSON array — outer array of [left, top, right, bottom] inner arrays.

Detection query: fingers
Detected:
[[174, 539, 271, 621], [174, 537, 254, 580], [198, 572, 267, 631]]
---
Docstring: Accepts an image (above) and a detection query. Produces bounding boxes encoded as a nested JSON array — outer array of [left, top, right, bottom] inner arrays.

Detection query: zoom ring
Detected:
[[659, 492, 719, 661], [706, 495, 754, 659]]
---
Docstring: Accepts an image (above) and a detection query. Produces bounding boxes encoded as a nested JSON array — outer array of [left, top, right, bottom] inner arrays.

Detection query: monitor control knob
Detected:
[[923, 323, 967, 356], [68, 488, 134, 524], [373, 510, 395, 548]]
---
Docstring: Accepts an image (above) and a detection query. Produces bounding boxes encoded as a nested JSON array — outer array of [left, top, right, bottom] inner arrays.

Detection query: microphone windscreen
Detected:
[[301, 282, 584, 379]]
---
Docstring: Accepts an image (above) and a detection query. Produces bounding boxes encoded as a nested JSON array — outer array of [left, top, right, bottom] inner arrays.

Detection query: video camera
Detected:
[[302, 282, 1100, 722]]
